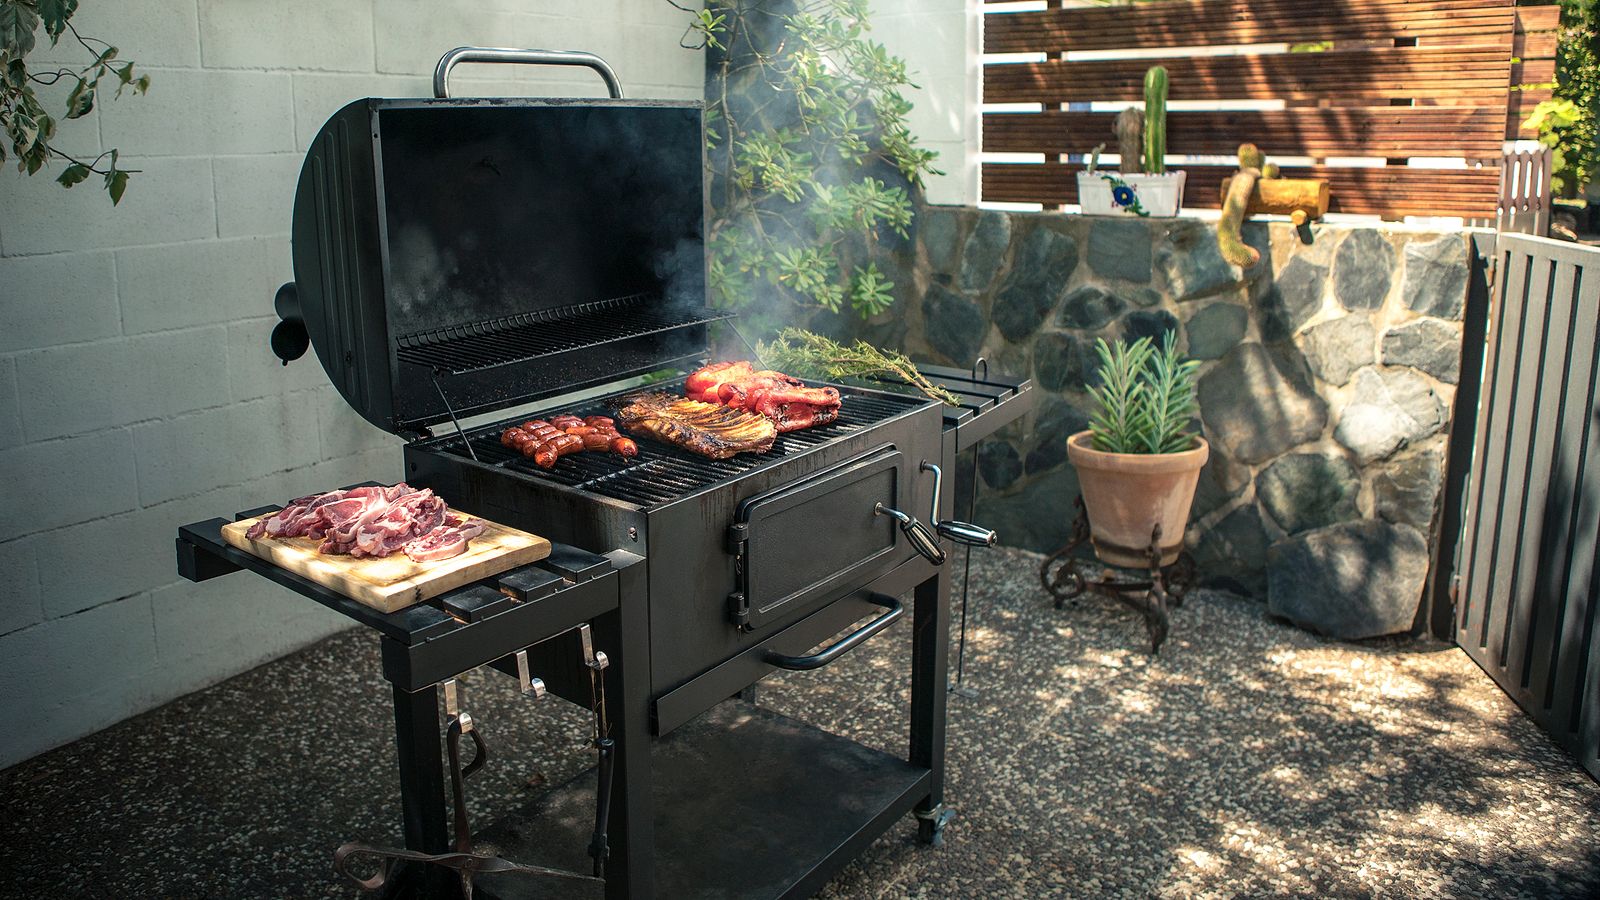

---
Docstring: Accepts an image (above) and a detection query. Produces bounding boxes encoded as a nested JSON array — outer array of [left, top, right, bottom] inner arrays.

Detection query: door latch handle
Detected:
[[919, 461, 998, 547], [876, 503, 947, 566]]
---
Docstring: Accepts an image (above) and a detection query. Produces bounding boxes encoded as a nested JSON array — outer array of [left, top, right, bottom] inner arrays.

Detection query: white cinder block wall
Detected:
[[0, 0, 977, 770], [0, 0, 706, 770], [874, 0, 980, 205]]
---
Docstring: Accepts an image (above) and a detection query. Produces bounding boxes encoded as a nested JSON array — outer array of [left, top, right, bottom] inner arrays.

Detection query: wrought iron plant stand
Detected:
[[1039, 496, 1197, 653]]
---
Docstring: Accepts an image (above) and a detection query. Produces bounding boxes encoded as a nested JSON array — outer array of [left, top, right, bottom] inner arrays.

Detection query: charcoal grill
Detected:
[[175, 48, 1033, 900]]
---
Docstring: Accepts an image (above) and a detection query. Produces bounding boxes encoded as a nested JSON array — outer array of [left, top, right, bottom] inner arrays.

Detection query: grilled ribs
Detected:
[[613, 392, 778, 459], [685, 361, 842, 433]]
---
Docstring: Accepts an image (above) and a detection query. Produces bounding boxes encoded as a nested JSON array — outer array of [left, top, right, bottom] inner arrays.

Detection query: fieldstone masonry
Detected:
[[789, 209, 1474, 638]]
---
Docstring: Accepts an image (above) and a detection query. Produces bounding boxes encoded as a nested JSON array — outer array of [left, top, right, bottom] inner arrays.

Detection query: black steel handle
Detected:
[[762, 595, 904, 671], [433, 47, 624, 99], [876, 503, 947, 566]]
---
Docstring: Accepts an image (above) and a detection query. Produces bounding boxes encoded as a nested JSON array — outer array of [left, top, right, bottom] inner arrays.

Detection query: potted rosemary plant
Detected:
[[1077, 65, 1185, 217], [1068, 333, 1208, 567]]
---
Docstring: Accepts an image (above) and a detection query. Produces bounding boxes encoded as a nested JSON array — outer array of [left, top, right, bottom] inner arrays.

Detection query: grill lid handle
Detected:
[[433, 47, 624, 99]]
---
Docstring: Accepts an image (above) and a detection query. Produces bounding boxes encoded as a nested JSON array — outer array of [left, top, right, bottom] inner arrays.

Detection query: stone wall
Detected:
[[807, 209, 1473, 626]]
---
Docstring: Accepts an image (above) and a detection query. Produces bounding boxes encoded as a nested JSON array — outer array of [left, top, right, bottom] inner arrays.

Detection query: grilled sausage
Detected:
[[502, 417, 637, 467]]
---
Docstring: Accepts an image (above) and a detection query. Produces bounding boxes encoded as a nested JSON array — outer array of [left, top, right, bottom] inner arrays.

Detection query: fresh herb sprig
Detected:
[[1086, 332, 1200, 454], [756, 328, 961, 406]]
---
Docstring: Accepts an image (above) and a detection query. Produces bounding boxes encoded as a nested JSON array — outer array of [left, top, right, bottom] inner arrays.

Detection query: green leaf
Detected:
[[37, 0, 78, 44], [106, 169, 128, 205], [56, 162, 89, 187], [65, 78, 94, 118], [0, 4, 41, 57]]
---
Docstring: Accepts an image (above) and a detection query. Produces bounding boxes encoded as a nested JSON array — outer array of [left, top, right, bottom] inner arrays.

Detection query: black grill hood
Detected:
[[278, 96, 714, 437]]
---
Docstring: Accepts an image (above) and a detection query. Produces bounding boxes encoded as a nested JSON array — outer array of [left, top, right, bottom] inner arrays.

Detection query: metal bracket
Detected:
[[914, 804, 955, 827], [430, 370, 478, 462], [513, 650, 547, 700], [442, 678, 473, 734], [577, 622, 609, 673]]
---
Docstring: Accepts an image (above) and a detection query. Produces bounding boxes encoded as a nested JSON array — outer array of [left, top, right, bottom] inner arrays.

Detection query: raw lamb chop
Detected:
[[245, 483, 486, 562], [404, 519, 487, 563]]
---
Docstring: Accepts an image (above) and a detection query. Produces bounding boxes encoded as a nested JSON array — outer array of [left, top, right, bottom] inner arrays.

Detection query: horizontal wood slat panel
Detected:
[[979, 0, 1529, 218], [1515, 5, 1563, 34], [1515, 29, 1560, 61], [983, 48, 1515, 103], [984, 0, 1517, 54], [984, 107, 1507, 159], [982, 163, 1501, 218]]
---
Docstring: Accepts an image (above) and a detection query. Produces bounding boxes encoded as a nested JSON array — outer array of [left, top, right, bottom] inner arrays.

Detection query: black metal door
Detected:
[[1451, 233, 1600, 780]]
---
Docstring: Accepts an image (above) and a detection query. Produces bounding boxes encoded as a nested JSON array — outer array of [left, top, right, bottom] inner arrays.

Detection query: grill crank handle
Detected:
[[875, 503, 946, 566], [920, 461, 997, 548]]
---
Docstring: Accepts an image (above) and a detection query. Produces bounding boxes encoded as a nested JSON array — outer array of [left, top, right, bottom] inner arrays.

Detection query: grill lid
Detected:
[[278, 91, 716, 437]]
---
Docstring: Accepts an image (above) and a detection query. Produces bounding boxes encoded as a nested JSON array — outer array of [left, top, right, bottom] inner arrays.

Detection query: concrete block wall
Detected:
[[873, 0, 979, 206], [0, 0, 705, 770]]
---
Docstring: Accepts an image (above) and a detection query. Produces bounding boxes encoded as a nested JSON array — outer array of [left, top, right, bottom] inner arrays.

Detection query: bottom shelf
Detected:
[[474, 700, 931, 900]]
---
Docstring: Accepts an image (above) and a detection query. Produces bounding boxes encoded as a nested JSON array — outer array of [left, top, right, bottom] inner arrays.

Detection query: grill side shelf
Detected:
[[176, 517, 620, 658], [857, 366, 1035, 449]]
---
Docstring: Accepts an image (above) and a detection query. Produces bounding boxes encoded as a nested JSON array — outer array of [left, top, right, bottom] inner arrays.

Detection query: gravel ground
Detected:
[[2, 547, 1595, 899]]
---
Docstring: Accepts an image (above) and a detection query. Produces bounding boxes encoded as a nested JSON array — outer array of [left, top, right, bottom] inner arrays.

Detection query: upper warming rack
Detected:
[[395, 294, 735, 377]]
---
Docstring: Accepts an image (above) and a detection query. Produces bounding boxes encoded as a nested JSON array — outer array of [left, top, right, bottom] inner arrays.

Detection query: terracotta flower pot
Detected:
[[1066, 430, 1209, 568]]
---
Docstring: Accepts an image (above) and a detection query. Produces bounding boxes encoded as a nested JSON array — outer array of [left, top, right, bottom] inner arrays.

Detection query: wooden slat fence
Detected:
[[981, 0, 1560, 220], [1450, 233, 1600, 779]]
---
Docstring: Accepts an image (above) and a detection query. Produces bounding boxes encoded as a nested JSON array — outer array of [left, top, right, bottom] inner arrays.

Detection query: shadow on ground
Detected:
[[1, 548, 1595, 899]]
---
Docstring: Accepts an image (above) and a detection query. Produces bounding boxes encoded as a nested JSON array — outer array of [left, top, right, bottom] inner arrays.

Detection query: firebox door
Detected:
[[728, 446, 905, 632]]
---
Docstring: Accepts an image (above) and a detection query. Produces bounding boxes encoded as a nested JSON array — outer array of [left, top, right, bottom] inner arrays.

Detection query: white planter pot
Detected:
[[1076, 171, 1187, 218]]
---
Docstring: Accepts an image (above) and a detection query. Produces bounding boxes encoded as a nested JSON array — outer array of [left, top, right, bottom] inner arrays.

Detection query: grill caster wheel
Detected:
[[916, 805, 953, 847]]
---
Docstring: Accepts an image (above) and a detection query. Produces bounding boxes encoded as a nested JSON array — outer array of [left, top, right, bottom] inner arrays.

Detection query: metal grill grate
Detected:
[[435, 382, 928, 506], [395, 295, 735, 376]]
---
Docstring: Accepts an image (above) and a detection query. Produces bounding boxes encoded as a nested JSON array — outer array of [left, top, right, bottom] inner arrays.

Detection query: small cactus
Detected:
[[1218, 143, 1265, 268], [1114, 108, 1143, 174], [1143, 66, 1168, 175]]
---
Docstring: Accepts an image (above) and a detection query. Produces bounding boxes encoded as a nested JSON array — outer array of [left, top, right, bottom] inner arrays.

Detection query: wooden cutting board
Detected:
[[221, 510, 551, 613]]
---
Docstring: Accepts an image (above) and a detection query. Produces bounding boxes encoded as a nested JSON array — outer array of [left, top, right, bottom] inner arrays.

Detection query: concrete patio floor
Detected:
[[2, 547, 1596, 899]]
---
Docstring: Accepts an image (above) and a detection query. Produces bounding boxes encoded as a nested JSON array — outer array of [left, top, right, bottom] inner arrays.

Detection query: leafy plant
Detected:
[[677, 0, 941, 329], [756, 327, 961, 406], [1, 0, 149, 203], [1523, 0, 1600, 196], [1086, 333, 1200, 455]]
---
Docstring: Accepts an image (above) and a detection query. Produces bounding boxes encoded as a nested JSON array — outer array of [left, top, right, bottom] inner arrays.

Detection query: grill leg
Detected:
[[596, 554, 655, 899], [388, 675, 458, 897], [909, 569, 952, 846]]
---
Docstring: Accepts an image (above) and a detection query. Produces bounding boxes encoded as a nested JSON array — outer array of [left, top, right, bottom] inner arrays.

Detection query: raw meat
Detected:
[[404, 519, 487, 563], [246, 483, 483, 562]]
